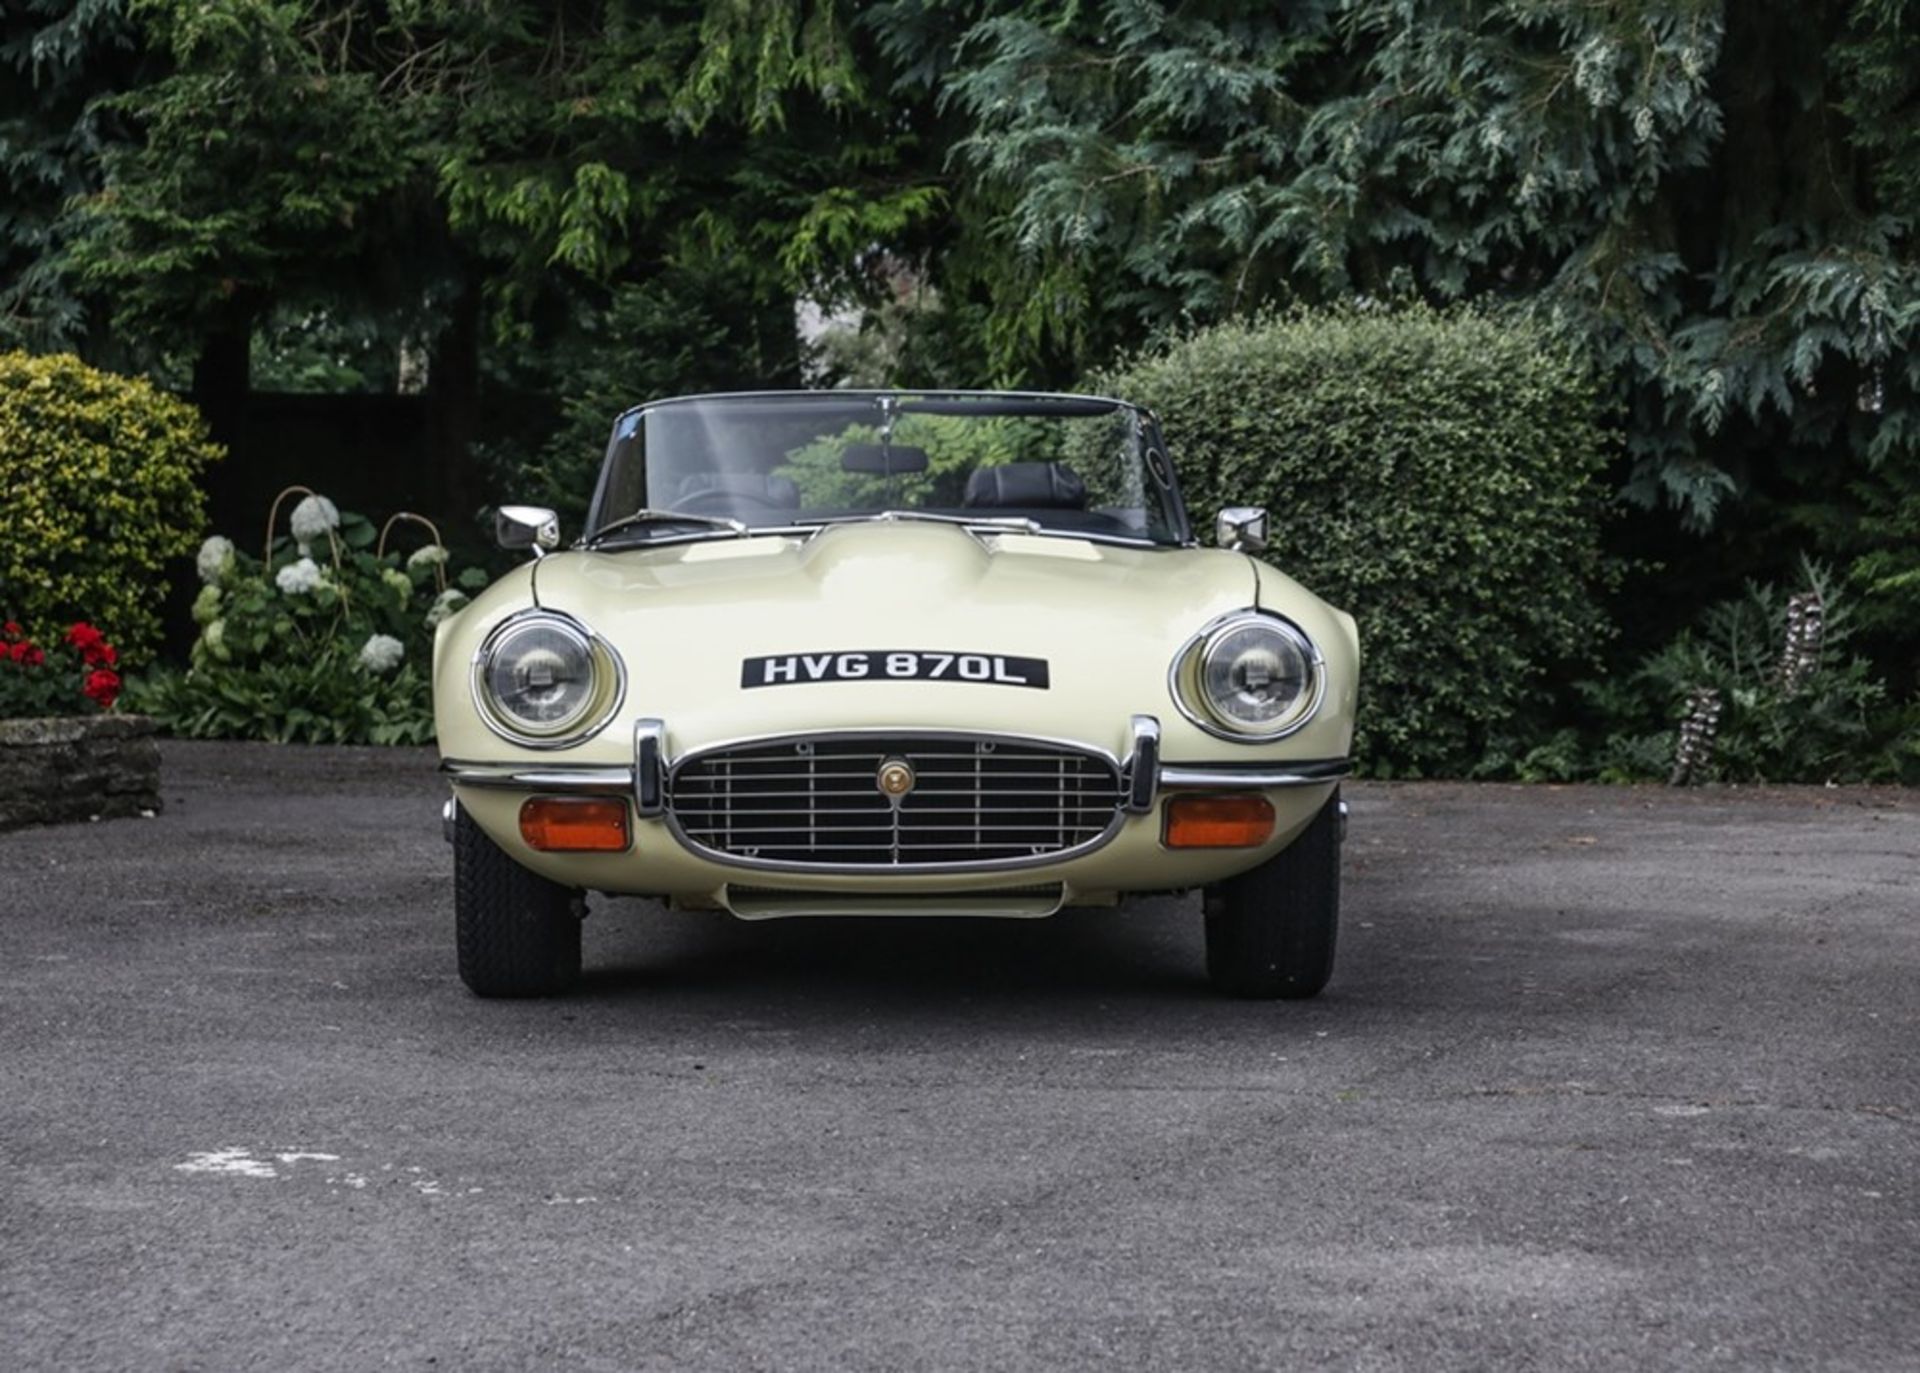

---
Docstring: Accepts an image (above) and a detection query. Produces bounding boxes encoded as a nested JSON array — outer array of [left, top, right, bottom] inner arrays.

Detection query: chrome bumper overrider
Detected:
[[441, 716, 1351, 806]]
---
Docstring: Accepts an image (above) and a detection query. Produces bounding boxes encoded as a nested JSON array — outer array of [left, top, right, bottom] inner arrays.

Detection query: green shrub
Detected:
[[1801, 457, 1920, 693], [1497, 561, 1917, 785], [124, 494, 488, 745], [0, 351, 224, 664], [1093, 306, 1614, 775]]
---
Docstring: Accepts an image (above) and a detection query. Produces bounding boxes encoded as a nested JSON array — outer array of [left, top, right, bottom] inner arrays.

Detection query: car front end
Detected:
[[434, 391, 1359, 998]]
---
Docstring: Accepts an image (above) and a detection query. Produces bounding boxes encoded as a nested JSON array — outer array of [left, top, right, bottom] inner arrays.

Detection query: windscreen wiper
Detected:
[[804, 510, 1044, 534], [584, 509, 748, 546]]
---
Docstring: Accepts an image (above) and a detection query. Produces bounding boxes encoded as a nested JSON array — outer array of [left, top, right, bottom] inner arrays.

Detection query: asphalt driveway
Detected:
[[2, 741, 1915, 1370]]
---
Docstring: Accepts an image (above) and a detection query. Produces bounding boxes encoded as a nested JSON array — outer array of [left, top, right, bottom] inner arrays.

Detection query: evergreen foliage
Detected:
[[66, 0, 429, 341], [48, 0, 946, 486], [939, 1, 1918, 530], [0, 0, 140, 350]]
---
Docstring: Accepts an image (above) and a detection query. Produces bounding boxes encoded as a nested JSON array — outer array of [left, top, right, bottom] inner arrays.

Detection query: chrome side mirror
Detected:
[[495, 505, 561, 557], [1215, 505, 1269, 553]]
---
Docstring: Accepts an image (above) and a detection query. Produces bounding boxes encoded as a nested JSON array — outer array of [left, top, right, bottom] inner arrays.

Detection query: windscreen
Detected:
[[590, 393, 1186, 546]]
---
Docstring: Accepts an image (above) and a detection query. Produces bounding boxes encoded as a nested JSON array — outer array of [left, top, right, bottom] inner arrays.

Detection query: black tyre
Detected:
[[453, 802, 582, 997], [1203, 789, 1342, 999]]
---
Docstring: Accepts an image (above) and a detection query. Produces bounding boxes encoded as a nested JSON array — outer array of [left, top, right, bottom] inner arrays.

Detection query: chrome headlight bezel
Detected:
[[469, 609, 626, 750], [1168, 609, 1325, 742]]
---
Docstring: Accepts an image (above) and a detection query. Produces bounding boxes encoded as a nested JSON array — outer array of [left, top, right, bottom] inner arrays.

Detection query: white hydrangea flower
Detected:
[[424, 588, 470, 628], [196, 535, 235, 585], [358, 633, 405, 674], [276, 556, 325, 595], [289, 494, 340, 554], [191, 584, 223, 626], [201, 618, 230, 663], [407, 544, 449, 570], [381, 568, 413, 605]]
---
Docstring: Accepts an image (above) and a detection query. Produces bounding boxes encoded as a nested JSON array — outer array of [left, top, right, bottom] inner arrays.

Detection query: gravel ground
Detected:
[[2, 740, 1916, 1371]]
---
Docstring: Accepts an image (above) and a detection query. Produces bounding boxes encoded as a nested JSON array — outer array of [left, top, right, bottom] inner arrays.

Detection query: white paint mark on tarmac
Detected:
[[173, 1149, 482, 1201], [175, 1148, 340, 1179], [175, 1148, 278, 1179]]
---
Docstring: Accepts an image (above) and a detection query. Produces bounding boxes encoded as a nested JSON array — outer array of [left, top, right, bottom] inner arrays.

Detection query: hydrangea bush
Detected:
[[127, 494, 488, 745]]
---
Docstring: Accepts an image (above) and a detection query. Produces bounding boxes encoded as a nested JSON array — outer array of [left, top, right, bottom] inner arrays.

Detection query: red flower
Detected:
[[2, 621, 20, 639], [20, 645, 44, 668], [83, 668, 120, 711], [63, 622, 119, 667]]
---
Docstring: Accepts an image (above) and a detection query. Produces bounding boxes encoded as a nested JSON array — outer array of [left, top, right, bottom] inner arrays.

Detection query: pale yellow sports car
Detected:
[[435, 391, 1358, 999]]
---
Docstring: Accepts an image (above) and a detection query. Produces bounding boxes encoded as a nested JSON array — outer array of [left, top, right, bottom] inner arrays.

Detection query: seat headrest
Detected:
[[962, 462, 1088, 510]]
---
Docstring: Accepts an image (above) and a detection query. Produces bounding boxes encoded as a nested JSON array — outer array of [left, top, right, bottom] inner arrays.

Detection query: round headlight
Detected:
[[1177, 614, 1322, 738], [473, 613, 622, 745]]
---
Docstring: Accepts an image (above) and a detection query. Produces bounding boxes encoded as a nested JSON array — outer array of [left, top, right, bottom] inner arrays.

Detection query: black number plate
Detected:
[[742, 651, 1050, 690]]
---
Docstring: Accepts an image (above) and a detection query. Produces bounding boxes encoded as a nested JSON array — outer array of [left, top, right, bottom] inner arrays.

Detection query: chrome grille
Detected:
[[669, 734, 1123, 869]]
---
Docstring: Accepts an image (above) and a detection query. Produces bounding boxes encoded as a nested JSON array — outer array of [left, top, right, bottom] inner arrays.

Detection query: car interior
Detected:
[[591, 395, 1181, 544]]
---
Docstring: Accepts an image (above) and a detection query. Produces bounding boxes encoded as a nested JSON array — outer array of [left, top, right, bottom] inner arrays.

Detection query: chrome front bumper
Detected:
[[441, 717, 1350, 907], [441, 715, 1351, 814]]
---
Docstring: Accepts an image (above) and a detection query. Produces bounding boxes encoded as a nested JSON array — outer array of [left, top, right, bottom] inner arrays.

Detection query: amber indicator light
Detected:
[[1162, 793, 1276, 849], [519, 797, 631, 853]]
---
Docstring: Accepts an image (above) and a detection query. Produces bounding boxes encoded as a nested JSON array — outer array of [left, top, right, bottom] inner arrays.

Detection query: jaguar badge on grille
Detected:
[[876, 758, 916, 798]]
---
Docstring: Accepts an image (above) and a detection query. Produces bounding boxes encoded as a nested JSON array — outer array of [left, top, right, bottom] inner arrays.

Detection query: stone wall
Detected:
[[0, 716, 163, 830]]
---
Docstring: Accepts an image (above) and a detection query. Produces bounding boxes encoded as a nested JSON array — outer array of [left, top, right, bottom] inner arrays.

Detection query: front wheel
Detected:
[[1203, 790, 1342, 999], [452, 801, 583, 997]]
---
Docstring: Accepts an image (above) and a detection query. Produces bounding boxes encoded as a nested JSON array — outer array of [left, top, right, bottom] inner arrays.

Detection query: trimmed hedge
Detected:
[[1095, 306, 1613, 775], [0, 352, 223, 664]]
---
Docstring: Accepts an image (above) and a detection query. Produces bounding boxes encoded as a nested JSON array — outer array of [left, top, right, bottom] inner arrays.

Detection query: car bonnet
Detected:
[[525, 520, 1262, 754]]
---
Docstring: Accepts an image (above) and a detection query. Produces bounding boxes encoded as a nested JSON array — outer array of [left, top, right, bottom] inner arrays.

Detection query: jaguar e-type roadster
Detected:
[[435, 391, 1359, 999]]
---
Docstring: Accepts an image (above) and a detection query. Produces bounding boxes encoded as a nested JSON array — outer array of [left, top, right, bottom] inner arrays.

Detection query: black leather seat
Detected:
[[962, 462, 1087, 510]]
